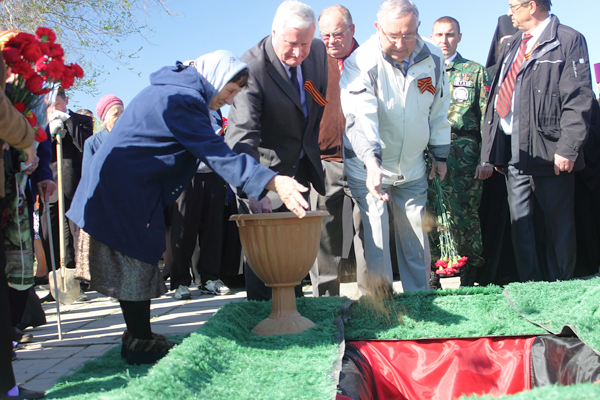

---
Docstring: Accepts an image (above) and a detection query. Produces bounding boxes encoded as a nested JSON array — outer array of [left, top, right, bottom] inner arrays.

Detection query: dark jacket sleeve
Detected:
[[65, 111, 94, 153], [225, 69, 264, 163], [555, 31, 594, 162], [30, 134, 53, 187]]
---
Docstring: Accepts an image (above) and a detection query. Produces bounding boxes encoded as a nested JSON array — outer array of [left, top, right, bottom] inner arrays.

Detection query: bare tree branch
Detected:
[[0, 0, 178, 94]]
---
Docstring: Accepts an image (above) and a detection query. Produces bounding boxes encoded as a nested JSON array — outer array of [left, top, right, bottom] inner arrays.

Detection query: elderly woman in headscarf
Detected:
[[80, 94, 124, 173], [67, 50, 309, 365]]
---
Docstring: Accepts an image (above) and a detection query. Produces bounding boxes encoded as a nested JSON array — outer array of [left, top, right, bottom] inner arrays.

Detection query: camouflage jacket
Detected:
[[446, 53, 490, 140]]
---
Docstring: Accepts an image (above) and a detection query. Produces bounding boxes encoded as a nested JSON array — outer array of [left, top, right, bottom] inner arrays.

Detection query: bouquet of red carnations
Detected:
[[1, 27, 84, 143], [431, 175, 467, 276]]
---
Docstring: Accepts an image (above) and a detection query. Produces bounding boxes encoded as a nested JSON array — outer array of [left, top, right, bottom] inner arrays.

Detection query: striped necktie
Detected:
[[496, 34, 532, 119]]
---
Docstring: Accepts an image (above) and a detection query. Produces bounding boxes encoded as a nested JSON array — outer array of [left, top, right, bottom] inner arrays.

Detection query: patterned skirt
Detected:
[[76, 230, 166, 301]]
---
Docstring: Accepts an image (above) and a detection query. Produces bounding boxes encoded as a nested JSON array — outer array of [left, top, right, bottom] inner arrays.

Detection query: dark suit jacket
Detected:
[[49, 111, 94, 200], [226, 35, 328, 207]]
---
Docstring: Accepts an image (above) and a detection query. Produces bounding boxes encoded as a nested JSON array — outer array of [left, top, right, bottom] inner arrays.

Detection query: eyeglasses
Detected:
[[379, 27, 418, 45], [321, 27, 349, 41], [508, 1, 531, 12]]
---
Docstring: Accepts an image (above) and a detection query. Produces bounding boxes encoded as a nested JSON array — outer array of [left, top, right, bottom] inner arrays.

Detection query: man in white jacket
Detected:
[[340, 0, 450, 293]]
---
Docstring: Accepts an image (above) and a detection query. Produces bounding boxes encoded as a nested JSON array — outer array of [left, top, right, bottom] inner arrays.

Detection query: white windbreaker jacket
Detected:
[[340, 34, 451, 185]]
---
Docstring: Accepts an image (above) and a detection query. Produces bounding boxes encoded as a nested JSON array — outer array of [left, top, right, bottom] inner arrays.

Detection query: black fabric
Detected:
[[577, 99, 600, 191], [220, 198, 243, 277], [169, 173, 226, 289], [531, 335, 600, 387], [49, 111, 93, 200], [39, 198, 79, 270], [16, 287, 46, 331], [477, 15, 520, 287], [337, 343, 378, 400], [506, 167, 576, 282], [0, 233, 17, 393], [289, 66, 302, 100], [236, 157, 312, 301], [485, 15, 518, 75], [119, 300, 152, 340], [573, 100, 600, 277], [8, 286, 28, 326], [477, 171, 520, 286], [573, 173, 600, 277]]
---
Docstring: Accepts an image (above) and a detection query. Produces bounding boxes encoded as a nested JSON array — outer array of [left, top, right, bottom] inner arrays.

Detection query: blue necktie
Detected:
[[290, 66, 302, 99]]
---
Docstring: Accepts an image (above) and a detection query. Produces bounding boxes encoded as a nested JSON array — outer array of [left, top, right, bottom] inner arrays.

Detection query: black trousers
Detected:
[[477, 170, 519, 286], [237, 158, 312, 301], [573, 173, 600, 277], [169, 173, 226, 290], [39, 198, 79, 271], [506, 166, 576, 282], [309, 160, 366, 297], [0, 232, 17, 393]]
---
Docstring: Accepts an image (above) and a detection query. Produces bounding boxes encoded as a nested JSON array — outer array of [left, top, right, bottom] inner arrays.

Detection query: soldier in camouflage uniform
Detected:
[[428, 16, 492, 287]]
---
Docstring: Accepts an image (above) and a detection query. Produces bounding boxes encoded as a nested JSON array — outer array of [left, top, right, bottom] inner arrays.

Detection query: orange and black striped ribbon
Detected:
[[417, 77, 436, 95], [304, 80, 328, 106]]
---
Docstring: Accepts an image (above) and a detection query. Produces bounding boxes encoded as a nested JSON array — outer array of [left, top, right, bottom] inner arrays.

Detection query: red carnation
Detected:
[[36, 27, 56, 44], [13, 103, 26, 113], [2, 47, 20, 65], [10, 60, 35, 79], [70, 63, 84, 79], [47, 43, 64, 59], [61, 67, 75, 89], [5, 32, 36, 50], [35, 126, 47, 143], [38, 42, 50, 57], [25, 75, 44, 94], [45, 59, 65, 80], [22, 42, 43, 63], [35, 57, 48, 73]]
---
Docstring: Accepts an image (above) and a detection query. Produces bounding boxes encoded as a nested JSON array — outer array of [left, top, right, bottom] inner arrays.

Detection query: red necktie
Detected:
[[496, 34, 532, 119], [337, 58, 344, 72]]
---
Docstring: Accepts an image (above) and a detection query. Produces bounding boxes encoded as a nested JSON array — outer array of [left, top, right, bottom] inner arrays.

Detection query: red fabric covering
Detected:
[[336, 395, 354, 400], [352, 336, 536, 400]]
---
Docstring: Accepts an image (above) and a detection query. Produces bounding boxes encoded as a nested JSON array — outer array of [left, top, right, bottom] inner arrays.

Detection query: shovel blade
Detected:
[[49, 269, 80, 306]]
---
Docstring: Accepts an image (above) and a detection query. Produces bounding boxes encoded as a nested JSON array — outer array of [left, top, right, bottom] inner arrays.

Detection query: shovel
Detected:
[[48, 126, 79, 307]]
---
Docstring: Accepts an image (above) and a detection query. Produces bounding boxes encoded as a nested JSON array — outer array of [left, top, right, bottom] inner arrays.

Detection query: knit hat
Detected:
[[95, 94, 124, 122]]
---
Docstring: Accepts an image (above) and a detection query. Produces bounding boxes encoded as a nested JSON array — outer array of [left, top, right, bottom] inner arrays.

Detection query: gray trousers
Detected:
[[346, 157, 431, 293], [309, 160, 367, 297], [506, 166, 576, 282]]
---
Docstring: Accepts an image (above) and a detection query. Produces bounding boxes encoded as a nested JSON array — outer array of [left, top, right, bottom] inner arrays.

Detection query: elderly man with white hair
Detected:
[[340, 0, 451, 293], [226, 0, 328, 301]]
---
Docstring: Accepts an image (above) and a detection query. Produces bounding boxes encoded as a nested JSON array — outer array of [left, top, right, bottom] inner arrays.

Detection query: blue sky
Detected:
[[69, 0, 599, 114]]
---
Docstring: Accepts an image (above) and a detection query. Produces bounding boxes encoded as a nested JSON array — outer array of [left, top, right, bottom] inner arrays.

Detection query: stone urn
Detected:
[[230, 211, 328, 336]]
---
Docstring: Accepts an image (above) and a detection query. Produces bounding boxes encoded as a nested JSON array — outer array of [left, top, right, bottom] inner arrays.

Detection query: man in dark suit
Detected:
[[481, 0, 594, 282], [40, 87, 93, 300], [226, 0, 328, 301]]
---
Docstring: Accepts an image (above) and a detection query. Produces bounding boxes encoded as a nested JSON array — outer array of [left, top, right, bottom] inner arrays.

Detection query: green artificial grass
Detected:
[[344, 285, 548, 340], [47, 296, 347, 400], [503, 277, 600, 354], [47, 279, 600, 399], [458, 383, 600, 400]]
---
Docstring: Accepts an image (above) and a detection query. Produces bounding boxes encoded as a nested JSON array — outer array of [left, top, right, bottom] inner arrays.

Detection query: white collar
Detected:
[[445, 52, 458, 66], [524, 15, 551, 51]]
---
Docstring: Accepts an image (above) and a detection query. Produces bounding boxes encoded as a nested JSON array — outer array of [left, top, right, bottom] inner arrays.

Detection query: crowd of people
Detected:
[[1, 0, 599, 397]]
